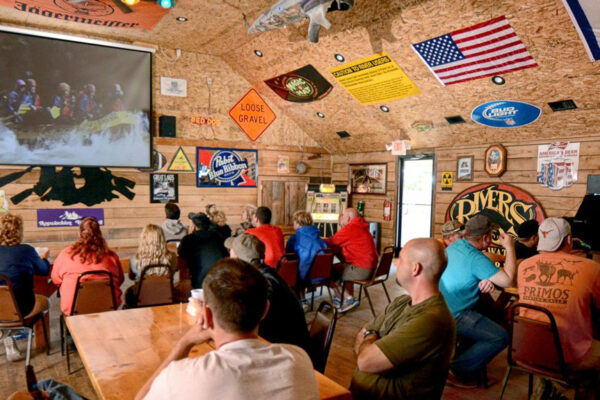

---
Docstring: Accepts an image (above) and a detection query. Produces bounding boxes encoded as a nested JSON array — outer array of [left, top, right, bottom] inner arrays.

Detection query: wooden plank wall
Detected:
[[0, 138, 330, 254], [332, 152, 397, 251], [433, 135, 600, 236]]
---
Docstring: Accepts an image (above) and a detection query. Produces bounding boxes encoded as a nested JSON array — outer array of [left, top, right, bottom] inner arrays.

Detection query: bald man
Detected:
[[350, 239, 456, 400], [325, 208, 378, 312]]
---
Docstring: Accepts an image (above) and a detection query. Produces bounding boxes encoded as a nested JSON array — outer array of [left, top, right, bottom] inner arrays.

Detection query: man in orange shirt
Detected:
[[246, 206, 284, 268], [518, 217, 600, 374]]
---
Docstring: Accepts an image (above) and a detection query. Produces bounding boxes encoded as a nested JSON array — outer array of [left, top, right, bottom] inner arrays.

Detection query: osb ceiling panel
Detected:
[[1, 0, 599, 153]]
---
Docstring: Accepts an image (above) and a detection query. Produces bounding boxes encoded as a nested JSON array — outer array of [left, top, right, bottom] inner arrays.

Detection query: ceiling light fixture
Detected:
[[334, 54, 345, 62], [176, 16, 188, 22], [316, 112, 325, 118], [380, 105, 390, 112], [491, 76, 505, 85], [158, 0, 174, 8], [254, 50, 263, 57]]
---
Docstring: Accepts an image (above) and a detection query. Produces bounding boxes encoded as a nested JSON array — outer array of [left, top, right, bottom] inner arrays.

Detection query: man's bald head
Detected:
[[401, 238, 447, 283], [340, 208, 358, 227]]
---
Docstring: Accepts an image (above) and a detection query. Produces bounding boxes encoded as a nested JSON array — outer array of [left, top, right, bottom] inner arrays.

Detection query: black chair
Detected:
[[307, 301, 338, 373], [340, 246, 395, 316], [498, 303, 599, 399]]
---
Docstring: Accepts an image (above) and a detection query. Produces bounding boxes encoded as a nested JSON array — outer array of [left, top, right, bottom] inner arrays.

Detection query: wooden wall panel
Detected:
[[0, 137, 330, 256], [332, 152, 397, 251], [433, 135, 600, 237]]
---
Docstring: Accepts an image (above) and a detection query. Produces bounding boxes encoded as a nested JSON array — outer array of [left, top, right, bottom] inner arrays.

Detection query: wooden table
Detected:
[[65, 304, 351, 400]]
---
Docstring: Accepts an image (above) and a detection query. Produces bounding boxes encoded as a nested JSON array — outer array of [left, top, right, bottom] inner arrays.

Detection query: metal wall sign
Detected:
[[471, 100, 541, 128]]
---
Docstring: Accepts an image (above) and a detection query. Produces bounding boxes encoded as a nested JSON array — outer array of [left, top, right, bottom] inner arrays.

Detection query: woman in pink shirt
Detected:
[[51, 217, 124, 314]]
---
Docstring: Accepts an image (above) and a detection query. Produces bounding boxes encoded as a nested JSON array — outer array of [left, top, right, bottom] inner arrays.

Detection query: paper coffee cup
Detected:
[[190, 289, 204, 301]]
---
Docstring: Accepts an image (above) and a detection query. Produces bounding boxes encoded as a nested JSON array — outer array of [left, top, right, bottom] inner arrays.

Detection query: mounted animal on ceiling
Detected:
[[249, 0, 354, 43]]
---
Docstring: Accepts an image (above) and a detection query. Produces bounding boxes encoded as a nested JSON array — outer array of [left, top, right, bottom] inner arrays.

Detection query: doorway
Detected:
[[395, 155, 435, 249]]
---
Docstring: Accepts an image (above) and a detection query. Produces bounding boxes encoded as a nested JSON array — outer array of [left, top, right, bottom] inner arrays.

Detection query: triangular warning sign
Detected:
[[167, 147, 194, 172]]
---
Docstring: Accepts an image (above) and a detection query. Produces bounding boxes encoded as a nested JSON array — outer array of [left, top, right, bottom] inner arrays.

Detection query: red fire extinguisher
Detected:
[[383, 199, 392, 221]]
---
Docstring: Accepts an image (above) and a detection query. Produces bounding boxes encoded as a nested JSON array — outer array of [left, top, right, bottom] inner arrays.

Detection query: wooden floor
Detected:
[[1, 269, 548, 399]]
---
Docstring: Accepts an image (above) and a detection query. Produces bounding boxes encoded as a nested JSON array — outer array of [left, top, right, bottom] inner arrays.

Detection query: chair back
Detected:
[[307, 248, 334, 282], [0, 274, 24, 324], [135, 264, 174, 307], [508, 303, 568, 379], [308, 301, 338, 373], [276, 253, 298, 288], [70, 270, 117, 316], [372, 246, 395, 281]]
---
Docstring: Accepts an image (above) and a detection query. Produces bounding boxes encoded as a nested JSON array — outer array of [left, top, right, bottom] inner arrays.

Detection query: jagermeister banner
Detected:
[[445, 183, 545, 252], [196, 147, 257, 188]]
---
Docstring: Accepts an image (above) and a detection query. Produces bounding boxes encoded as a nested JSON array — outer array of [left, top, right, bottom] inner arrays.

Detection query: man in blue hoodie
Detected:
[[286, 211, 327, 283]]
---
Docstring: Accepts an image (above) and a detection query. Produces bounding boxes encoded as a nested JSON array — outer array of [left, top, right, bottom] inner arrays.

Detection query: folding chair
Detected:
[[340, 246, 395, 317], [0, 274, 49, 366], [307, 301, 338, 373], [498, 303, 599, 399], [133, 264, 174, 307], [276, 253, 299, 291], [300, 248, 334, 311], [61, 270, 117, 373]]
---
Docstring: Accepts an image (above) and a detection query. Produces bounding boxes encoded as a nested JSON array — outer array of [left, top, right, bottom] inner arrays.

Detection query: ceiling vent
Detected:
[[445, 115, 465, 124], [336, 131, 351, 138], [548, 99, 577, 112]]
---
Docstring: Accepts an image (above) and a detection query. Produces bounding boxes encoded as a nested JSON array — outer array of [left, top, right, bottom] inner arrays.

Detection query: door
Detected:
[[395, 155, 435, 248]]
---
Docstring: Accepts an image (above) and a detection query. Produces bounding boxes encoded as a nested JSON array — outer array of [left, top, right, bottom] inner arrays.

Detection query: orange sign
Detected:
[[229, 89, 276, 141], [2, 0, 169, 30]]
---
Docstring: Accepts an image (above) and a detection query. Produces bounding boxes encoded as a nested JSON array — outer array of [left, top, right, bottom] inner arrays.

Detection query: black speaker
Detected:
[[159, 116, 176, 137]]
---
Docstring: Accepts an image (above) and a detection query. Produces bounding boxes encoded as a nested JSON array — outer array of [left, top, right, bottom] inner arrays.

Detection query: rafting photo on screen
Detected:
[[0, 27, 152, 168]]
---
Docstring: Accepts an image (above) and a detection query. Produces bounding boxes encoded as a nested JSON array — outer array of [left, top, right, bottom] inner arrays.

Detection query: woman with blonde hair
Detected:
[[0, 213, 50, 361], [124, 224, 177, 307], [52, 217, 124, 314]]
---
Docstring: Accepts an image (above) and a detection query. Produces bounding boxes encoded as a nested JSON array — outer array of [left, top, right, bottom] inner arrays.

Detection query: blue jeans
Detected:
[[452, 309, 508, 377]]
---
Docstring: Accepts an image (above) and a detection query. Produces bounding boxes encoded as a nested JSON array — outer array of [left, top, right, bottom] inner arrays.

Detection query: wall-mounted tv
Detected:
[[0, 26, 152, 168]]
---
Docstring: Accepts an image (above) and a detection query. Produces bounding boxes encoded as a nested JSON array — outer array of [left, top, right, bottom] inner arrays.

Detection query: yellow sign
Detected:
[[167, 147, 194, 172], [441, 172, 453, 191], [329, 52, 420, 105]]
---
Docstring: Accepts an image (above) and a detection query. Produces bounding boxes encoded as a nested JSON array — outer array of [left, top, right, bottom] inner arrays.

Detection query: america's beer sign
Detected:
[[445, 183, 545, 252]]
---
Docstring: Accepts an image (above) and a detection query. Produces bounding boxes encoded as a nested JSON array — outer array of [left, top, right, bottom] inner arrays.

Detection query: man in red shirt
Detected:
[[325, 208, 378, 312], [246, 206, 284, 268]]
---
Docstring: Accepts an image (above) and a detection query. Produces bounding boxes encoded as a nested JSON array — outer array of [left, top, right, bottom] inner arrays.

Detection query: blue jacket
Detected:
[[286, 225, 326, 281]]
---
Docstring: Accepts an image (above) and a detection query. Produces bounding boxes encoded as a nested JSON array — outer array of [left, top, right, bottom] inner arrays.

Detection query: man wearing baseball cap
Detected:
[[439, 214, 517, 387], [518, 218, 600, 374], [224, 234, 310, 354], [441, 220, 465, 247]]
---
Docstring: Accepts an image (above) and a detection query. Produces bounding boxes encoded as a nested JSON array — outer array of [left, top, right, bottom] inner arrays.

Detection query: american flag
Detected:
[[411, 16, 537, 86]]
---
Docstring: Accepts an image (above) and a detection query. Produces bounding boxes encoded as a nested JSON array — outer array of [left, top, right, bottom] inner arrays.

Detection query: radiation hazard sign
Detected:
[[441, 172, 453, 191], [168, 147, 194, 172], [229, 89, 276, 141]]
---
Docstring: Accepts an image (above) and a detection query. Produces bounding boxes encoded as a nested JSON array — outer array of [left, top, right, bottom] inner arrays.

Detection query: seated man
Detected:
[[441, 220, 464, 247], [519, 218, 600, 373], [325, 208, 378, 312], [160, 202, 188, 242], [246, 206, 285, 268], [225, 233, 311, 353], [137, 258, 319, 400], [514, 219, 539, 264], [350, 238, 456, 400], [439, 214, 516, 387]]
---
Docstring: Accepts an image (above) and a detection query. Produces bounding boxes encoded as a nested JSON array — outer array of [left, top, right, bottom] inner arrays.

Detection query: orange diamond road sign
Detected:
[[229, 88, 276, 141]]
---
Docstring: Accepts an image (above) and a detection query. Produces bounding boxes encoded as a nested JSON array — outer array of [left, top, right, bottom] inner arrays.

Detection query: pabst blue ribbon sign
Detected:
[[446, 184, 545, 252], [196, 147, 257, 188], [471, 100, 541, 128]]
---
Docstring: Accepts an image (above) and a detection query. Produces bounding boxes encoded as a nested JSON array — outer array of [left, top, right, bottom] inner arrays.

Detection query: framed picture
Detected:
[[349, 164, 387, 194], [485, 144, 507, 177], [456, 156, 474, 181], [150, 173, 178, 203]]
